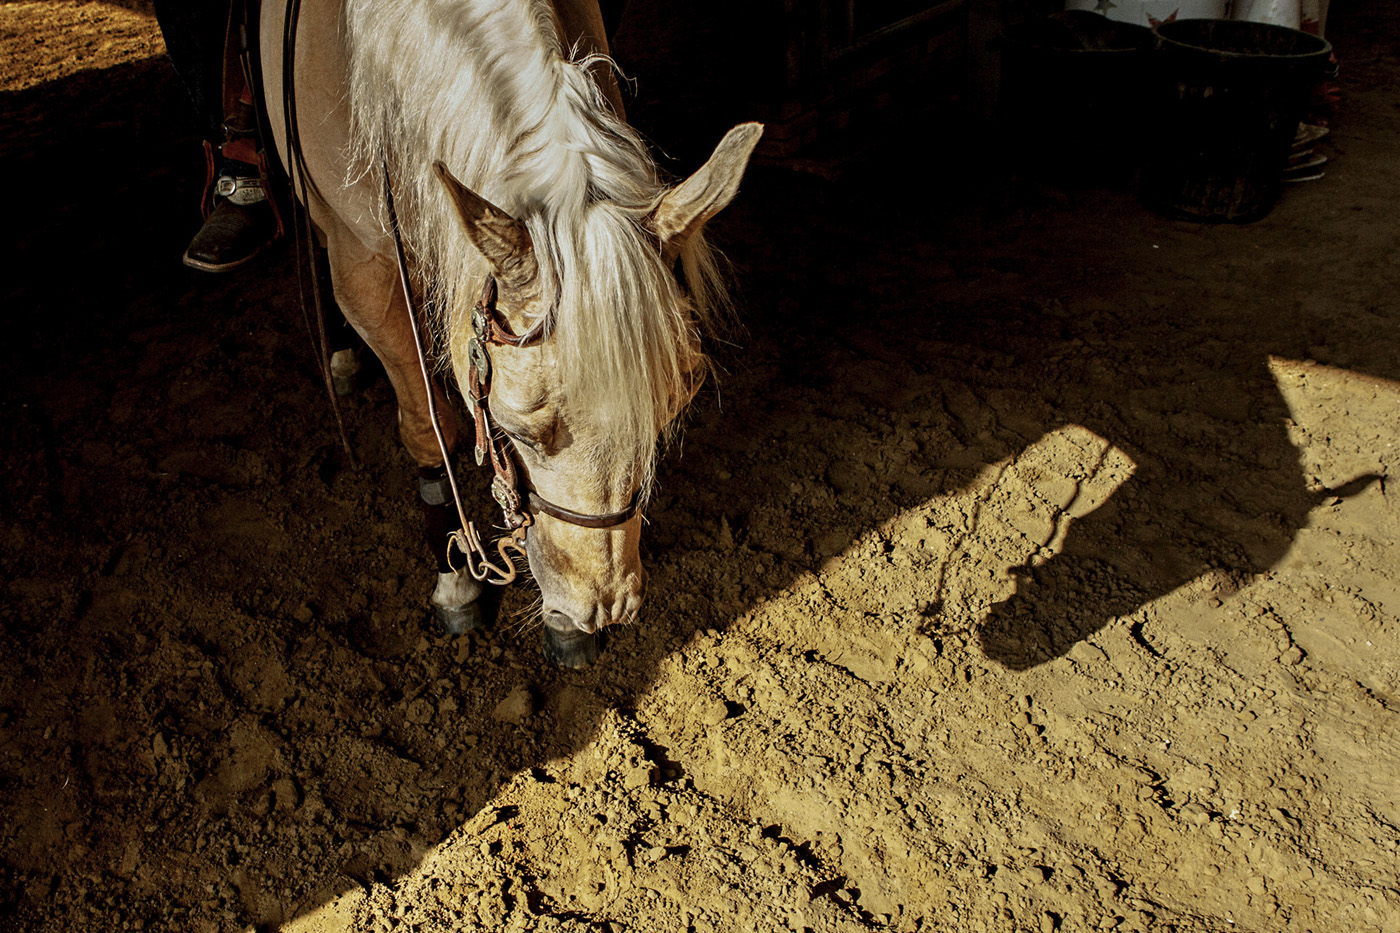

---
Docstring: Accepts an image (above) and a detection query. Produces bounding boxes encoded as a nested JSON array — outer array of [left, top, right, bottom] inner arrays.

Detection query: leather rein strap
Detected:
[[382, 168, 640, 584]]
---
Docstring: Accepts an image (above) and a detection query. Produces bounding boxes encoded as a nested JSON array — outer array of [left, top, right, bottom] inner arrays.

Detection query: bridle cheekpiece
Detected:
[[385, 168, 641, 586]]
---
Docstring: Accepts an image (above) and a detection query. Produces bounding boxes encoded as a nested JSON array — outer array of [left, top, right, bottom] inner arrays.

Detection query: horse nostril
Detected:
[[618, 572, 645, 623], [545, 609, 592, 635]]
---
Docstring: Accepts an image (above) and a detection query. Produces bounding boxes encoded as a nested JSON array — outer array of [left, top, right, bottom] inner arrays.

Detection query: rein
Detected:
[[381, 169, 640, 585], [277, 0, 356, 462]]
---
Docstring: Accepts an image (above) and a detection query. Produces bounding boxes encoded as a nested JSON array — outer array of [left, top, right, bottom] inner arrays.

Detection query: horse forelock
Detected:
[[343, 0, 725, 487]]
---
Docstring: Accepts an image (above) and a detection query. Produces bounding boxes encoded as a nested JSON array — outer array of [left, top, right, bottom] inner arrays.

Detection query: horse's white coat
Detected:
[[432, 569, 485, 617]]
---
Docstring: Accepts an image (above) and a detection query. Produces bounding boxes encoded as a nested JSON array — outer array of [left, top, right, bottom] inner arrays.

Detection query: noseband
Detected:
[[384, 171, 640, 585]]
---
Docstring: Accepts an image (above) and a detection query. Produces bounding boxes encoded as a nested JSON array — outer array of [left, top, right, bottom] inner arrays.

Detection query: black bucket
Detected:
[[998, 11, 1153, 186], [1141, 19, 1332, 222]]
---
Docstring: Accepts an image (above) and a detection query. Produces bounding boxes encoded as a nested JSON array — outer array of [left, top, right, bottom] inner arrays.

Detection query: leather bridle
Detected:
[[384, 171, 641, 586], [279, 0, 635, 585]]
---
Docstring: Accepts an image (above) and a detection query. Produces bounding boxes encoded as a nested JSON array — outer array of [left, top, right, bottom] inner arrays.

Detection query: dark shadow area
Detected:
[[2, 2, 1398, 931]]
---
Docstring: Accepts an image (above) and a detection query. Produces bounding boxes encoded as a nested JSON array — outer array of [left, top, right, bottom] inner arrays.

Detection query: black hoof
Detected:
[[434, 602, 487, 636], [543, 623, 606, 669], [432, 585, 500, 637]]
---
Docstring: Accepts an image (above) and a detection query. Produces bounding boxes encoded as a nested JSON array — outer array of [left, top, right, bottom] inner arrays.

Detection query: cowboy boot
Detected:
[[182, 101, 276, 272]]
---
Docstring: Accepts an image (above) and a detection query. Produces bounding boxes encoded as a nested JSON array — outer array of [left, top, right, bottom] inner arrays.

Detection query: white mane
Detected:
[[343, 0, 726, 479]]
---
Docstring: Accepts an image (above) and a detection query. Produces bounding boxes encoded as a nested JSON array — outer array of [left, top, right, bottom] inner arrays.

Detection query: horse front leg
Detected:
[[323, 232, 491, 634], [416, 457, 493, 634]]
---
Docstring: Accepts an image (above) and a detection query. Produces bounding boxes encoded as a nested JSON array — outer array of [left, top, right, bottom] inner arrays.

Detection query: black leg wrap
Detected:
[[418, 464, 462, 575], [542, 619, 606, 670]]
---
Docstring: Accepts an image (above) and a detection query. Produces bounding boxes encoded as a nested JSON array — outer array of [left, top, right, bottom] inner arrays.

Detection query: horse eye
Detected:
[[503, 428, 541, 452]]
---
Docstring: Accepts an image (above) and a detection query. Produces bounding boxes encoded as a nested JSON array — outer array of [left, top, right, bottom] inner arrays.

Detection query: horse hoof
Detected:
[[330, 347, 362, 397], [542, 623, 605, 669], [434, 601, 488, 636], [430, 572, 497, 636]]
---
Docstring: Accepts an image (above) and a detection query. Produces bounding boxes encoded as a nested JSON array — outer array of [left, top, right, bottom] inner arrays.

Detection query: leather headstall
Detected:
[[465, 276, 643, 533], [383, 165, 642, 585]]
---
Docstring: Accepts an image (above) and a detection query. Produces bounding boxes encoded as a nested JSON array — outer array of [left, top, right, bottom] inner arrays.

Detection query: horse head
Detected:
[[434, 123, 762, 658]]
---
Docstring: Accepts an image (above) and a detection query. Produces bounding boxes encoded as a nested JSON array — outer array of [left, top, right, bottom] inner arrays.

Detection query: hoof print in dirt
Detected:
[[543, 622, 606, 669]]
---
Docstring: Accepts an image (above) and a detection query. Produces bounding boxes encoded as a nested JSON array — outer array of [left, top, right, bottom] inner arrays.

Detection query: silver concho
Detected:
[[467, 336, 491, 384]]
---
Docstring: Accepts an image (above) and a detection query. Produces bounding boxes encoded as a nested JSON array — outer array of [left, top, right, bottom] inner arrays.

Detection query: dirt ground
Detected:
[[2, 2, 1399, 932]]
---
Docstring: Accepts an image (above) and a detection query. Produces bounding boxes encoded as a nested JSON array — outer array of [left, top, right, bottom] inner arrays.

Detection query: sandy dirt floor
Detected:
[[2, 2, 1398, 931]]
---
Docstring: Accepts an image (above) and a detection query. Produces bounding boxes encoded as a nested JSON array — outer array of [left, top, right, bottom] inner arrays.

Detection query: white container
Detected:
[[1230, 0, 1301, 28], [1063, 0, 1229, 28]]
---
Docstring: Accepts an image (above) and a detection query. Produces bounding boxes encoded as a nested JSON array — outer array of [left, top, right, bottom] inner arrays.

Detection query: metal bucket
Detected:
[[1140, 18, 1332, 222]]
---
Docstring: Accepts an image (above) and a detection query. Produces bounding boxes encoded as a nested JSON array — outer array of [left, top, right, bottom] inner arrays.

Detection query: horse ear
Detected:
[[433, 161, 538, 289], [653, 123, 763, 263]]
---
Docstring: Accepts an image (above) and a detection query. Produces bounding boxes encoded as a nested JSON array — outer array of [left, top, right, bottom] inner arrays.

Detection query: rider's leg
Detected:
[[153, 0, 275, 272]]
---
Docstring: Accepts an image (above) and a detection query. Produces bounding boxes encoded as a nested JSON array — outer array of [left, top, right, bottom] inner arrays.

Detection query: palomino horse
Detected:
[[259, 0, 760, 665]]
